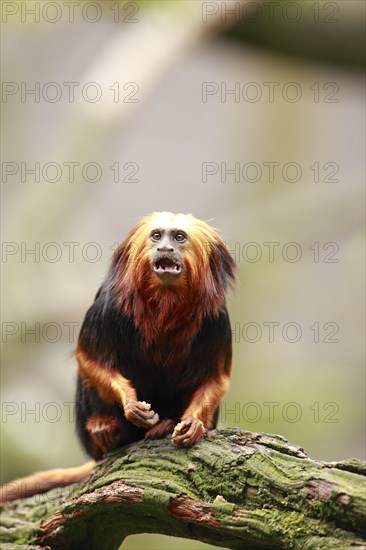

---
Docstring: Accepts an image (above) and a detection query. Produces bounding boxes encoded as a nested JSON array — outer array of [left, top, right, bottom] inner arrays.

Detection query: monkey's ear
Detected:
[[111, 221, 146, 270], [209, 241, 237, 294], [111, 231, 136, 271], [111, 242, 127, 268]]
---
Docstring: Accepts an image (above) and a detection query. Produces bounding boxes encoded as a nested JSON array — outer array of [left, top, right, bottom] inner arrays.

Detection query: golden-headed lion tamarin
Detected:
[[1, 212, 236, 502]]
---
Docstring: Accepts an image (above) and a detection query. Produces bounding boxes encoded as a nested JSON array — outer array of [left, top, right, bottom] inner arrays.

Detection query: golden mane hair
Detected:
[[112, 212, 236, 351]]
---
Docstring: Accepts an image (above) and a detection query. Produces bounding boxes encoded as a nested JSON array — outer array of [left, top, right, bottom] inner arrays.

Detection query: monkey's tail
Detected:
[[0, 461, 95, 503]]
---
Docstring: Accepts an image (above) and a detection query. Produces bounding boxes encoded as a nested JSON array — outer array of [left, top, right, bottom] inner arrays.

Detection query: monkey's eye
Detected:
[[174, 232, 186, 243], [151, 232, 161, 241]]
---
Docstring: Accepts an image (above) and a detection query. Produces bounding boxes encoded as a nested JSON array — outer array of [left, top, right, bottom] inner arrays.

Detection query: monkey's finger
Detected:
[[135, 408, 156, 420], [142, 412, 160, 426], [125, 403, 156, 420], [173, 420, 205, 447], [135, 401, 152, 412], [173, 431, 193, 446], [172, 426, 193, 446], [129, 410, 160, 428], [128, 402, 157, 420], [172, 421, 189, 438], [134, 409, 159, 425], [188, 425, 206, 445]]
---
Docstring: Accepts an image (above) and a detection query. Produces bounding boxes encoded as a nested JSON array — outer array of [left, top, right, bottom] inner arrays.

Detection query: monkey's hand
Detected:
[[171, 417, 206, 447], [124, 400, 159, 429]]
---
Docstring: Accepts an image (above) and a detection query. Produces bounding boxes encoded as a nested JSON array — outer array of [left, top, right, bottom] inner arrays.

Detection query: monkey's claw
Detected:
[[124, 401, 159, 429], [172, 417, 206, 447]]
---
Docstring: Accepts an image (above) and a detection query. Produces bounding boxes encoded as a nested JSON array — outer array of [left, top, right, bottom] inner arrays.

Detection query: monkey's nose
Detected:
[[157, 246, 174, 252]]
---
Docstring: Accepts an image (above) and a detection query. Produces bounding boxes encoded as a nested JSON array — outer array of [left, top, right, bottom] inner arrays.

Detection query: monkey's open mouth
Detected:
[[153, 258, 182, 276]]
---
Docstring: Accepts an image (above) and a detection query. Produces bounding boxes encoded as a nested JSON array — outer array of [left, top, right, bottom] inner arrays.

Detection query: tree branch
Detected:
[[1, 429, 365, 549]]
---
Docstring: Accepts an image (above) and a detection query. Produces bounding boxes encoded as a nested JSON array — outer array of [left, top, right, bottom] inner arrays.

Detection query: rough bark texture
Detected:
[[0, 429, 365, 550]]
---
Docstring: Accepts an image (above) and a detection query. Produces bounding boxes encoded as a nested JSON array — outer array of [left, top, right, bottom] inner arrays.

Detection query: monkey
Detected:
[[0, 212, 236, 502]]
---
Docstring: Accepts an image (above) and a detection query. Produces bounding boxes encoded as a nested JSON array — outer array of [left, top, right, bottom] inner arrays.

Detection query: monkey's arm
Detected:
[[182, 373, 231, 426], [173, 309, 232, 447], [172, 372, 231, 448], [76, 346, 159, 429], [76, 346, 135, 406]]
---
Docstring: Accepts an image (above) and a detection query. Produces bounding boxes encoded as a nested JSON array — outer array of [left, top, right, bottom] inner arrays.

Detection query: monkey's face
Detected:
[[150, 228, 186, 282], [115, 212, 235, 297]]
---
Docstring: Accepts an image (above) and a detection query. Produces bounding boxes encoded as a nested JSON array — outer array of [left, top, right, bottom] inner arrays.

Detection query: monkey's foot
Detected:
[[124, 401, 159, 429], [171, 417, 206, 447], [86, 415, 121, 459], [145, 419, 176, 440]]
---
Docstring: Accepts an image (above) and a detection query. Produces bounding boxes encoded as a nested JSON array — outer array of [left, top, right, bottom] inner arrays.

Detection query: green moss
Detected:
[[212, 499, 235, 520], [143, 487, 172, 507], [267, 510, 313, 539]]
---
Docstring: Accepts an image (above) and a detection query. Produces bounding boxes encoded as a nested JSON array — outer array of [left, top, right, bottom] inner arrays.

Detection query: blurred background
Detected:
[[1, 1, 365, 548]]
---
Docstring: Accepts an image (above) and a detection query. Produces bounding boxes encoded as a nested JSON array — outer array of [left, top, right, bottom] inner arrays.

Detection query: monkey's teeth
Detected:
[[154, 263, 181, 274]]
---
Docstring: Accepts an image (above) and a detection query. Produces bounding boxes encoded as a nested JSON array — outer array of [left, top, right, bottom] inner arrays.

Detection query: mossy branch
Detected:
[[1, 429, 365, 550]]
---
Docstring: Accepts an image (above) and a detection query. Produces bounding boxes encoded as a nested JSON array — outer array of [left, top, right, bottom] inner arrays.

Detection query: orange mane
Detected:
[[112, 212, 236, 359]]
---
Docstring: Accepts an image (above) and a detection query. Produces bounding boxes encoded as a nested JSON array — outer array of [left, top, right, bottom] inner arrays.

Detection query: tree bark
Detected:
[[1, 429, 365, 550]]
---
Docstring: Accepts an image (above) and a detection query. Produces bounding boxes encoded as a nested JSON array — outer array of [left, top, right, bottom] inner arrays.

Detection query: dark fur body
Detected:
[[76, 279, 232, 456]]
